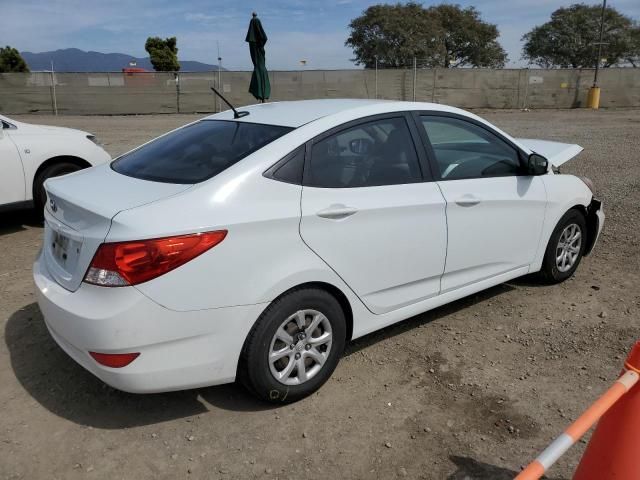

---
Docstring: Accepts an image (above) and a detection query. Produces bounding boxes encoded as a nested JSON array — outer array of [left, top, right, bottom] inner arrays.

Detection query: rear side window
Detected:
[[264, 147, 305, 185], [112, 120, 292, 184], [306, 117, 422, 188]]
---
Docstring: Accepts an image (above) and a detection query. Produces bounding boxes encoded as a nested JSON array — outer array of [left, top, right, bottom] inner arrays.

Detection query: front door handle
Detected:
[[455, 195, 481, 207], [316, 204, 358, 220]]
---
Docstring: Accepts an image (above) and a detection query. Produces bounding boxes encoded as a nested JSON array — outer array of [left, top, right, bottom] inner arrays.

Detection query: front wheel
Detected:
[[539, 209, 587, 284], [239, 288, 346, 403]]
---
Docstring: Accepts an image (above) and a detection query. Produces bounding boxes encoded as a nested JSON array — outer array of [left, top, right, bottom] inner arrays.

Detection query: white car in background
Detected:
[[0, 114, 110, 214], [33, 99, 603, 403]]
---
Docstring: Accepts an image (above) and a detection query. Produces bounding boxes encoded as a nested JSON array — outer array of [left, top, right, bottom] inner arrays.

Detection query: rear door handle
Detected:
[[316, 205, 358, 220], [455, 195, 481, 207]]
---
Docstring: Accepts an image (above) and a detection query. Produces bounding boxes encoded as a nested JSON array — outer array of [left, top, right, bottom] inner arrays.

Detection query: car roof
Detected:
[[203, 99, 464, 128]]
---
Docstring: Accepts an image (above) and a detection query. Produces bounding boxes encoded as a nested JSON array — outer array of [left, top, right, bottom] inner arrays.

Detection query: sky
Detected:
[[2, 0, 639, 70]]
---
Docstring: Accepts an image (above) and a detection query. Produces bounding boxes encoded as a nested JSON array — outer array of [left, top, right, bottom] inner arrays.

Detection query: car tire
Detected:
[[539, 209, 587, 284], [33, 162, 83, 217], [239, 288, 346, 403]]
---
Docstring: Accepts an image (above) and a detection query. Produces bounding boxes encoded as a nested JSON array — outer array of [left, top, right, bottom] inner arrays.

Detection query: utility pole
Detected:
[[588, 0, 607, 109], [217, 40, 222, 113], [374, 55, 378, 99], [50, 60, 58, 116], [593, 0, 607, 87], [412, 56, 417, 101]]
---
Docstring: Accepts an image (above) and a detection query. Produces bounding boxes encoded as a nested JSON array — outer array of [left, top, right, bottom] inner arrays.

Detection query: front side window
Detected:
[[420, 116, 521, 180], [306, 117, 422, 188], [112, 120, 292, 184]]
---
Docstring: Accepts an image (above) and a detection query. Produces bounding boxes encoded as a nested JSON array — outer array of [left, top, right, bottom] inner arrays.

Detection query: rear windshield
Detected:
[[111, 120, 292, 184]]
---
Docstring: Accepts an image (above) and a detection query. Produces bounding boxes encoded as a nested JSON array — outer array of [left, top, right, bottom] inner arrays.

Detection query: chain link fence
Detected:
[[1, 68, 638, 115]]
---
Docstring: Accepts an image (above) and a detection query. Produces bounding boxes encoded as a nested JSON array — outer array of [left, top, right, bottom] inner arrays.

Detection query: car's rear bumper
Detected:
[[33, 251, 266, 393]]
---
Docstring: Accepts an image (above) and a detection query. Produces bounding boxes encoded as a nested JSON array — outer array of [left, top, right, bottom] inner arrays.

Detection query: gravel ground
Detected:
[[1, 109, 639, 480]]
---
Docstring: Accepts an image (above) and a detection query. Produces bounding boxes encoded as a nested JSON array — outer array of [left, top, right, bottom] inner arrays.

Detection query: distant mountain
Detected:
[[21, 48, 224, 72]]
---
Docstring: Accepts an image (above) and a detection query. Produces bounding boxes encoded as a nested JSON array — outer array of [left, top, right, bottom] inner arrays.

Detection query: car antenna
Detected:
[[210, 87, 249, 119]]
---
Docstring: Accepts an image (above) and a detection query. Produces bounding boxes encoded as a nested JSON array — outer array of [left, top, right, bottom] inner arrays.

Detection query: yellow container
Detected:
[[587, 87, 601, 109]]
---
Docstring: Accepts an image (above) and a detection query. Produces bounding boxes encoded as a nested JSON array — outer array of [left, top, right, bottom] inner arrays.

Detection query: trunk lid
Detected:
[[516, 138, 583, 167], [43, 164, 191, 291]]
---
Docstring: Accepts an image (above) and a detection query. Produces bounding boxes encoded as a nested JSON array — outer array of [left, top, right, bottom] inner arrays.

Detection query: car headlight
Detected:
[[86, 134, 101, 146], [579, 176, 595, 194]]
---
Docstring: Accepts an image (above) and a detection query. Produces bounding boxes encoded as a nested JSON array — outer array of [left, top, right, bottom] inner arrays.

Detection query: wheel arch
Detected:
[[236, 280, 355, 385], [262, 281, 354, 342], [554, 204, 591, 251], [583, 198, 602, 256], [543, 202, 589, 257], [565, 203, 601, 256], [32, 155, 92, 199], [532, 199, 590, 273], [298, 281, 354, 342], [241, 280, 355, 353]]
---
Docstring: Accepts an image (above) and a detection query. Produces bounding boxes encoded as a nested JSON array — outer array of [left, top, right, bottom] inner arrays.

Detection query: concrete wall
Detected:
[[1, 68, 638, 115]]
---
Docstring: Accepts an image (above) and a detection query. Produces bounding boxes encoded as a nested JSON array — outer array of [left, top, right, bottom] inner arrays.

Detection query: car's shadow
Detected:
[[5, 304, 272, 430], [0, 209, 42, 236], [5, 283, 516, 429]]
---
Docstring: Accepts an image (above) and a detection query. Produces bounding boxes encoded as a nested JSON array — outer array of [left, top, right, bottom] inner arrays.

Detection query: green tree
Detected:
[[522, 4, 639, 68], [625, 24, 640, 67], [427, 4, 507, 68], [345, 3, 507, 68], [345, 3, 442, 68], [0, 46, 30, 73], [145, 37, 180, 71]]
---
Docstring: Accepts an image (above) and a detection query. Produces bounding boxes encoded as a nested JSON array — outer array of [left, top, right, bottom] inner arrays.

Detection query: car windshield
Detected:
[[111, 120, 293, 184], [1, 115, 16, 129]]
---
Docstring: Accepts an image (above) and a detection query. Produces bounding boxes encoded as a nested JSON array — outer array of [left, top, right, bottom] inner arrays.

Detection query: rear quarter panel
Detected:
[[108, 170, 363, 314]]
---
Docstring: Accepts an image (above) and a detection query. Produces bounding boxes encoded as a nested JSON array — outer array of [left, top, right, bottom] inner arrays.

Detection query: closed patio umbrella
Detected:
[[245, 12, 271, 102]]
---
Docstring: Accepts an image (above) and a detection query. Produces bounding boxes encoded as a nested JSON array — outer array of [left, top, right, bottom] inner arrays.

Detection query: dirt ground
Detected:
[[1, 109, 639, 480]]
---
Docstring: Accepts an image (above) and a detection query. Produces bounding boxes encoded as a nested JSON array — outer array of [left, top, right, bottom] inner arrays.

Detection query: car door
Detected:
[[299, 114, 447, 315], [0, 122, 26, 205], [414, 112, 547, 293]]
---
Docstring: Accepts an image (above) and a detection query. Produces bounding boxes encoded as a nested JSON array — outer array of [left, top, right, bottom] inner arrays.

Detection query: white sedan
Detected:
[[0, 114, 110, 214], [33, 100, 604, 402]]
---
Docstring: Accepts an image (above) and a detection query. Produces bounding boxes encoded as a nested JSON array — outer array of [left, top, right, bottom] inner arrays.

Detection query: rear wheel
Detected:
[[33, 162, 83, 217], [539, 209, 587, 284], [239, 288, 346, 403]]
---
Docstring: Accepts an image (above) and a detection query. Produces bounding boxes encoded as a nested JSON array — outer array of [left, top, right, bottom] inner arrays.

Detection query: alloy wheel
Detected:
[[556, 223, 582, 273], [268, 309, 333, 386]]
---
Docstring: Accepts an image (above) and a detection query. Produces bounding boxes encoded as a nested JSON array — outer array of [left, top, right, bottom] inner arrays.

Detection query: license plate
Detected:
[[51, 230, 70, 263]]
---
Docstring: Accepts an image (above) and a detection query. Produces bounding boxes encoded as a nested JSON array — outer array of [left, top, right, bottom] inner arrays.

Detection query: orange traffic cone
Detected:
[[573, 341, 640, 479]]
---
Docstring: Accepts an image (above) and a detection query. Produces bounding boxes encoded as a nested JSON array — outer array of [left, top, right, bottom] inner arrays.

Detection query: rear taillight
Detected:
[[84, 230, 227, 287]]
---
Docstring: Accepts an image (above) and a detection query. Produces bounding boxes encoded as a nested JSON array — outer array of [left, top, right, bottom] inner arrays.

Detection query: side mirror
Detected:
[[349, 138, 373, 155], [527, 153, 548, 175]]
